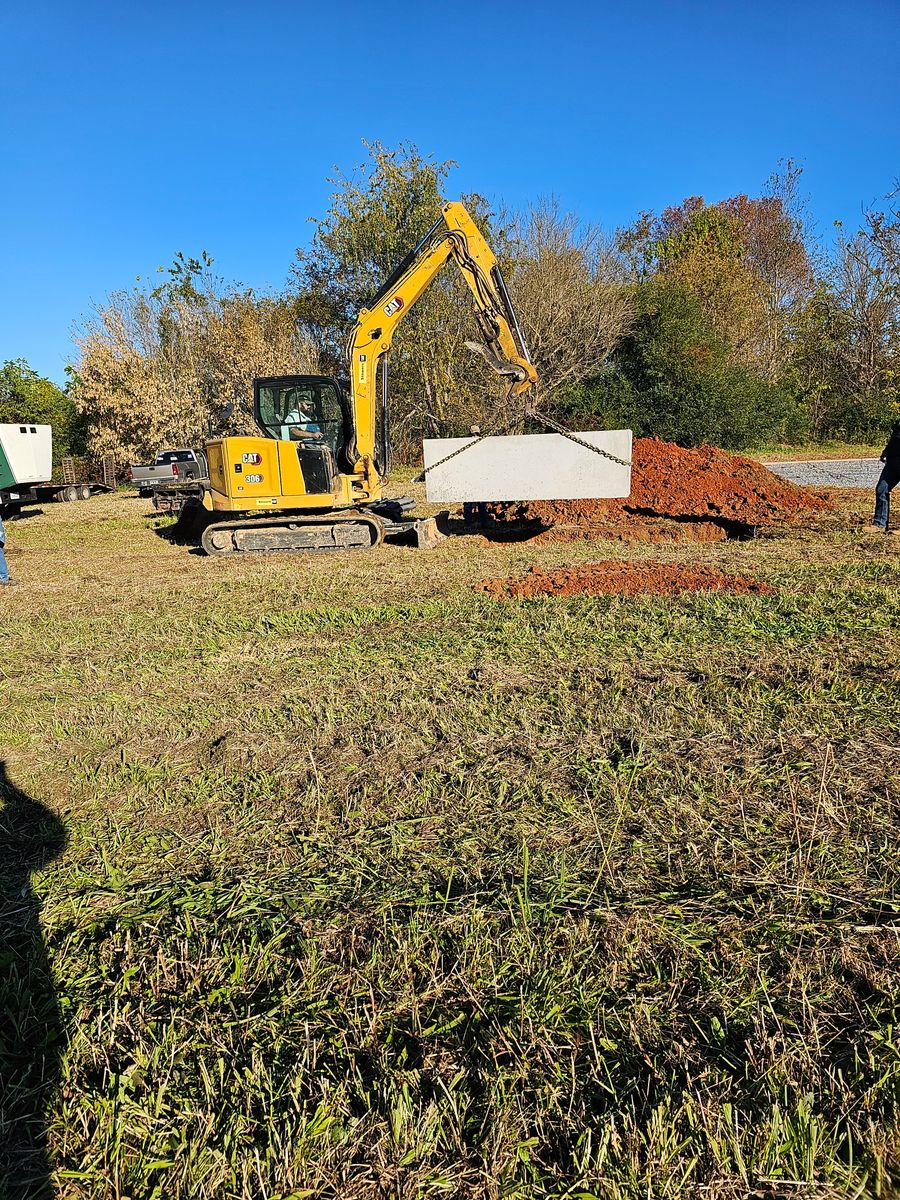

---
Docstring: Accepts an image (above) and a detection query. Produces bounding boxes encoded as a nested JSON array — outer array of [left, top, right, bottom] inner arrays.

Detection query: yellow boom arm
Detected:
[[346, 200, 536, 471]]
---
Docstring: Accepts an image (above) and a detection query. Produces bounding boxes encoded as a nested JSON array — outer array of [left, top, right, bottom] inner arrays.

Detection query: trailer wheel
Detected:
[[55, 485, 79, 502], [78, 485, 92, 500]]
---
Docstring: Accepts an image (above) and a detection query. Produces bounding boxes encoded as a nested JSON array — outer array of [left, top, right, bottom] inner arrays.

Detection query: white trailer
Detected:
[[0, 424, 112, 513]]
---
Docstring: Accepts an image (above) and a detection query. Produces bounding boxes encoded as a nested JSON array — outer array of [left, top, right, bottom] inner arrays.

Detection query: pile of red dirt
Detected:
[[488, 438, 830, 542], [479, 561, 771, 600]]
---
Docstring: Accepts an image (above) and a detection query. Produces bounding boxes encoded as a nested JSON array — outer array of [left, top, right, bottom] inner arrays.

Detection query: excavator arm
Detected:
[[345, 201, 537, 476]]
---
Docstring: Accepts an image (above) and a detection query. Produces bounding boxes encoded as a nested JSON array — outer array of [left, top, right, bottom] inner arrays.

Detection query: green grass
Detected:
[[1, 490, 899, 1199], [746, 440, 884, 462]]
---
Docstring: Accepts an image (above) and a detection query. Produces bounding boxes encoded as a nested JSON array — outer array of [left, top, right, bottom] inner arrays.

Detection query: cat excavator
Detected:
[[194, 201, 536, 555]]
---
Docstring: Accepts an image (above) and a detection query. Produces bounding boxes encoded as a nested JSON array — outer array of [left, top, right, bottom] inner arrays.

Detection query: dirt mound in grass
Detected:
[[488, 438, 830, 541], [479, 561, 771, 599]]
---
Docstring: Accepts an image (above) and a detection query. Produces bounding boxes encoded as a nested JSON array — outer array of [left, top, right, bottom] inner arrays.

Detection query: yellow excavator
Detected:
[[194, 201, 536, 555]]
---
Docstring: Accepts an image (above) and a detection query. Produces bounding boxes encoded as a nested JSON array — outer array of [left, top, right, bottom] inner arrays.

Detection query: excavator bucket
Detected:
[[407, 516, 444, 548], [422, 430, 632, 503]]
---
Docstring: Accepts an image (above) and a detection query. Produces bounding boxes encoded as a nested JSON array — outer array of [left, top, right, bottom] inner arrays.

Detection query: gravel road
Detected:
[[767, 458, 882, 488]]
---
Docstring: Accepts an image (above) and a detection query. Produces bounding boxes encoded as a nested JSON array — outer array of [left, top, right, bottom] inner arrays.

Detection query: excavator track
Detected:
[[201, 511, 385, 556]]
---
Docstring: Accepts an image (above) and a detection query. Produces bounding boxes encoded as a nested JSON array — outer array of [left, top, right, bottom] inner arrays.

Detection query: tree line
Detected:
[[0, 360, 87, 465], [8, 143, 899, 462]]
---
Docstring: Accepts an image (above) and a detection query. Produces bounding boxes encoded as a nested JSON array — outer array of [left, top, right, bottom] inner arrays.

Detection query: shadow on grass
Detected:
[[0, 762, 67, 1199], [151, 507, 550, 553], [435, 513, 547, 543], [3, 510, 46, 523]]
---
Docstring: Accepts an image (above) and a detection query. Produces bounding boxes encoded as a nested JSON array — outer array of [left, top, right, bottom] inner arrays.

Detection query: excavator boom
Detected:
[[346, 201, 536, 470]]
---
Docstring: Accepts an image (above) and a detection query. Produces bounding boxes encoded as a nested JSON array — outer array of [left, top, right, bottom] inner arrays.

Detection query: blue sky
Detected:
[[2, 0, 898, 384]]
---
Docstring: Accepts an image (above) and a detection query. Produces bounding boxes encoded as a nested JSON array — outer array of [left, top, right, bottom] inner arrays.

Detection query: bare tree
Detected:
[[507, 199, 633, 410], [739, 161, 816, 381], [836, 228, 899, 408], [864, 184, 900, 283]]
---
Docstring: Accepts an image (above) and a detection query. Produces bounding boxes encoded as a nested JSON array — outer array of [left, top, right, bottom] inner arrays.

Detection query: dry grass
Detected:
[[1, 486, 899, 1199], [749, 441, 884, 462]]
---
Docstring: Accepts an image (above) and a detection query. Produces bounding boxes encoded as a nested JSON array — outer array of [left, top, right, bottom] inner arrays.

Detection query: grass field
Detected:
[[748, 442, 884, 463], [1, 485, 899, 1200]]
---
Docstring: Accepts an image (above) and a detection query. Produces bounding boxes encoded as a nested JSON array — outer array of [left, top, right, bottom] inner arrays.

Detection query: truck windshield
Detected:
[[256, 379, 344, 461]]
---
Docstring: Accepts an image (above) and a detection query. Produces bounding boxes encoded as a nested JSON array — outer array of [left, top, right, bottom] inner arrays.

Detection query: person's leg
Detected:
[[875, 464, 900, 530], [874, 468, 891, 528], [0, 518, 8, 584], [888, 467, 900, 531]]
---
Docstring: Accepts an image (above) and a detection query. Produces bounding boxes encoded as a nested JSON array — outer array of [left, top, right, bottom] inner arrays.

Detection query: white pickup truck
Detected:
[[128, 449, 207, 497]]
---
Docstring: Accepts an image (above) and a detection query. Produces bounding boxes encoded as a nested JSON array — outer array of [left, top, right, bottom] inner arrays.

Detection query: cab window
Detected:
[[257, 380, 344, 460]]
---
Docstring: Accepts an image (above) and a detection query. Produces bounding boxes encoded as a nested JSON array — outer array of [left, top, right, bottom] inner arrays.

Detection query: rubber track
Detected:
[[201, 513, 384, 556]]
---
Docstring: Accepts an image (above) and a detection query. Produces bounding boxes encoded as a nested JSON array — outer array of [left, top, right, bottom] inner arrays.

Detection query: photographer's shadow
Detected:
[[0, 762, 67, 1199]]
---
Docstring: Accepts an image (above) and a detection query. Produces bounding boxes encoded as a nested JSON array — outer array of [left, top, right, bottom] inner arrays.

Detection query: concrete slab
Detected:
[[423, 430, 632, 502]]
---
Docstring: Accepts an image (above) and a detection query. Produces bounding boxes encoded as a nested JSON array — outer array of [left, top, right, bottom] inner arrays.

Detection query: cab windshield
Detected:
[[255, 378, 345, 461]]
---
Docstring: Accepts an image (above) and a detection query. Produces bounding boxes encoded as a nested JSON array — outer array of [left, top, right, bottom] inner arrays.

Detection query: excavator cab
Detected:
[[254, 375, 351, 461], [253, 373, 358, 496]]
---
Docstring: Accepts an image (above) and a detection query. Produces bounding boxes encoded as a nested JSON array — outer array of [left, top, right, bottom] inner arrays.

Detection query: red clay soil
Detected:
[[479, 561, 771, 600], [489, 438, 830, 537], [525, 516, 731, 545]]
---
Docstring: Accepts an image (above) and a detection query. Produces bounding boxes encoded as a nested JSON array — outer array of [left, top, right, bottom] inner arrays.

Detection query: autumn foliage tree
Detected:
[[72, 256, 318, 461], [591, 164, 826, 446], [618, 166, 813, 377]]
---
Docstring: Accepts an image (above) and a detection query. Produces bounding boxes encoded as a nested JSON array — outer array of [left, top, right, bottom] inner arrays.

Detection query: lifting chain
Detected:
[[414, 398, 631, 482], [412, 431, 488, 483], [524, 406, 632, 468]]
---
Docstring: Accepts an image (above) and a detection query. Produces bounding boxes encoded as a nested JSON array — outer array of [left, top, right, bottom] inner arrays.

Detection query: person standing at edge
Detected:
[[874, 417, 900, 533], [0, 515, 13, 586]]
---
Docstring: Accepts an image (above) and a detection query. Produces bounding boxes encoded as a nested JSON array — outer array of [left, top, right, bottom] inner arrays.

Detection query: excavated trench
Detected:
[[483, 438, 830, 545], [474, 439, 826, 598]]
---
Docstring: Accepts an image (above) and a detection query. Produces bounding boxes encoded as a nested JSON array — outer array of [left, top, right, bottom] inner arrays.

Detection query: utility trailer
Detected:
[[0, 424, 115, 515]]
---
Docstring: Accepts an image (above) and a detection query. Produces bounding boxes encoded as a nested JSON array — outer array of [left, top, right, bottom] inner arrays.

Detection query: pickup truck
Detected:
[[128, 449, 207, 497]]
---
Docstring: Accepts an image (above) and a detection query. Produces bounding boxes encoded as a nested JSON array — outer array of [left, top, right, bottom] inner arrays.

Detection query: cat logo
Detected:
[[241, 452, 262, 465], [383, 296, 405, 317]]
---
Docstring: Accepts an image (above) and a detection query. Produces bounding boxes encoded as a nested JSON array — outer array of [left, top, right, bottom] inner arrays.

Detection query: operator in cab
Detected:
[[284, 398, 323, 442]]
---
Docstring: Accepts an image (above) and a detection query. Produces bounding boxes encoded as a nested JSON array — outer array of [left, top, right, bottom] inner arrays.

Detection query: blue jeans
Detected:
[[874, 462, 900, 528], [0, 517, 8, 583]]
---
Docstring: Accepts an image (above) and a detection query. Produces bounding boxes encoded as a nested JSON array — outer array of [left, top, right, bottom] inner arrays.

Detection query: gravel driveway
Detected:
[[766, 458, 882, 488]]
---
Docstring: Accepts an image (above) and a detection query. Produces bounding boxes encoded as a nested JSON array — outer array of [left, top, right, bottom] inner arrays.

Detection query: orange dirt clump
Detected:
[[478, 561, 771, 599], [489, 438, 830, 537]]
